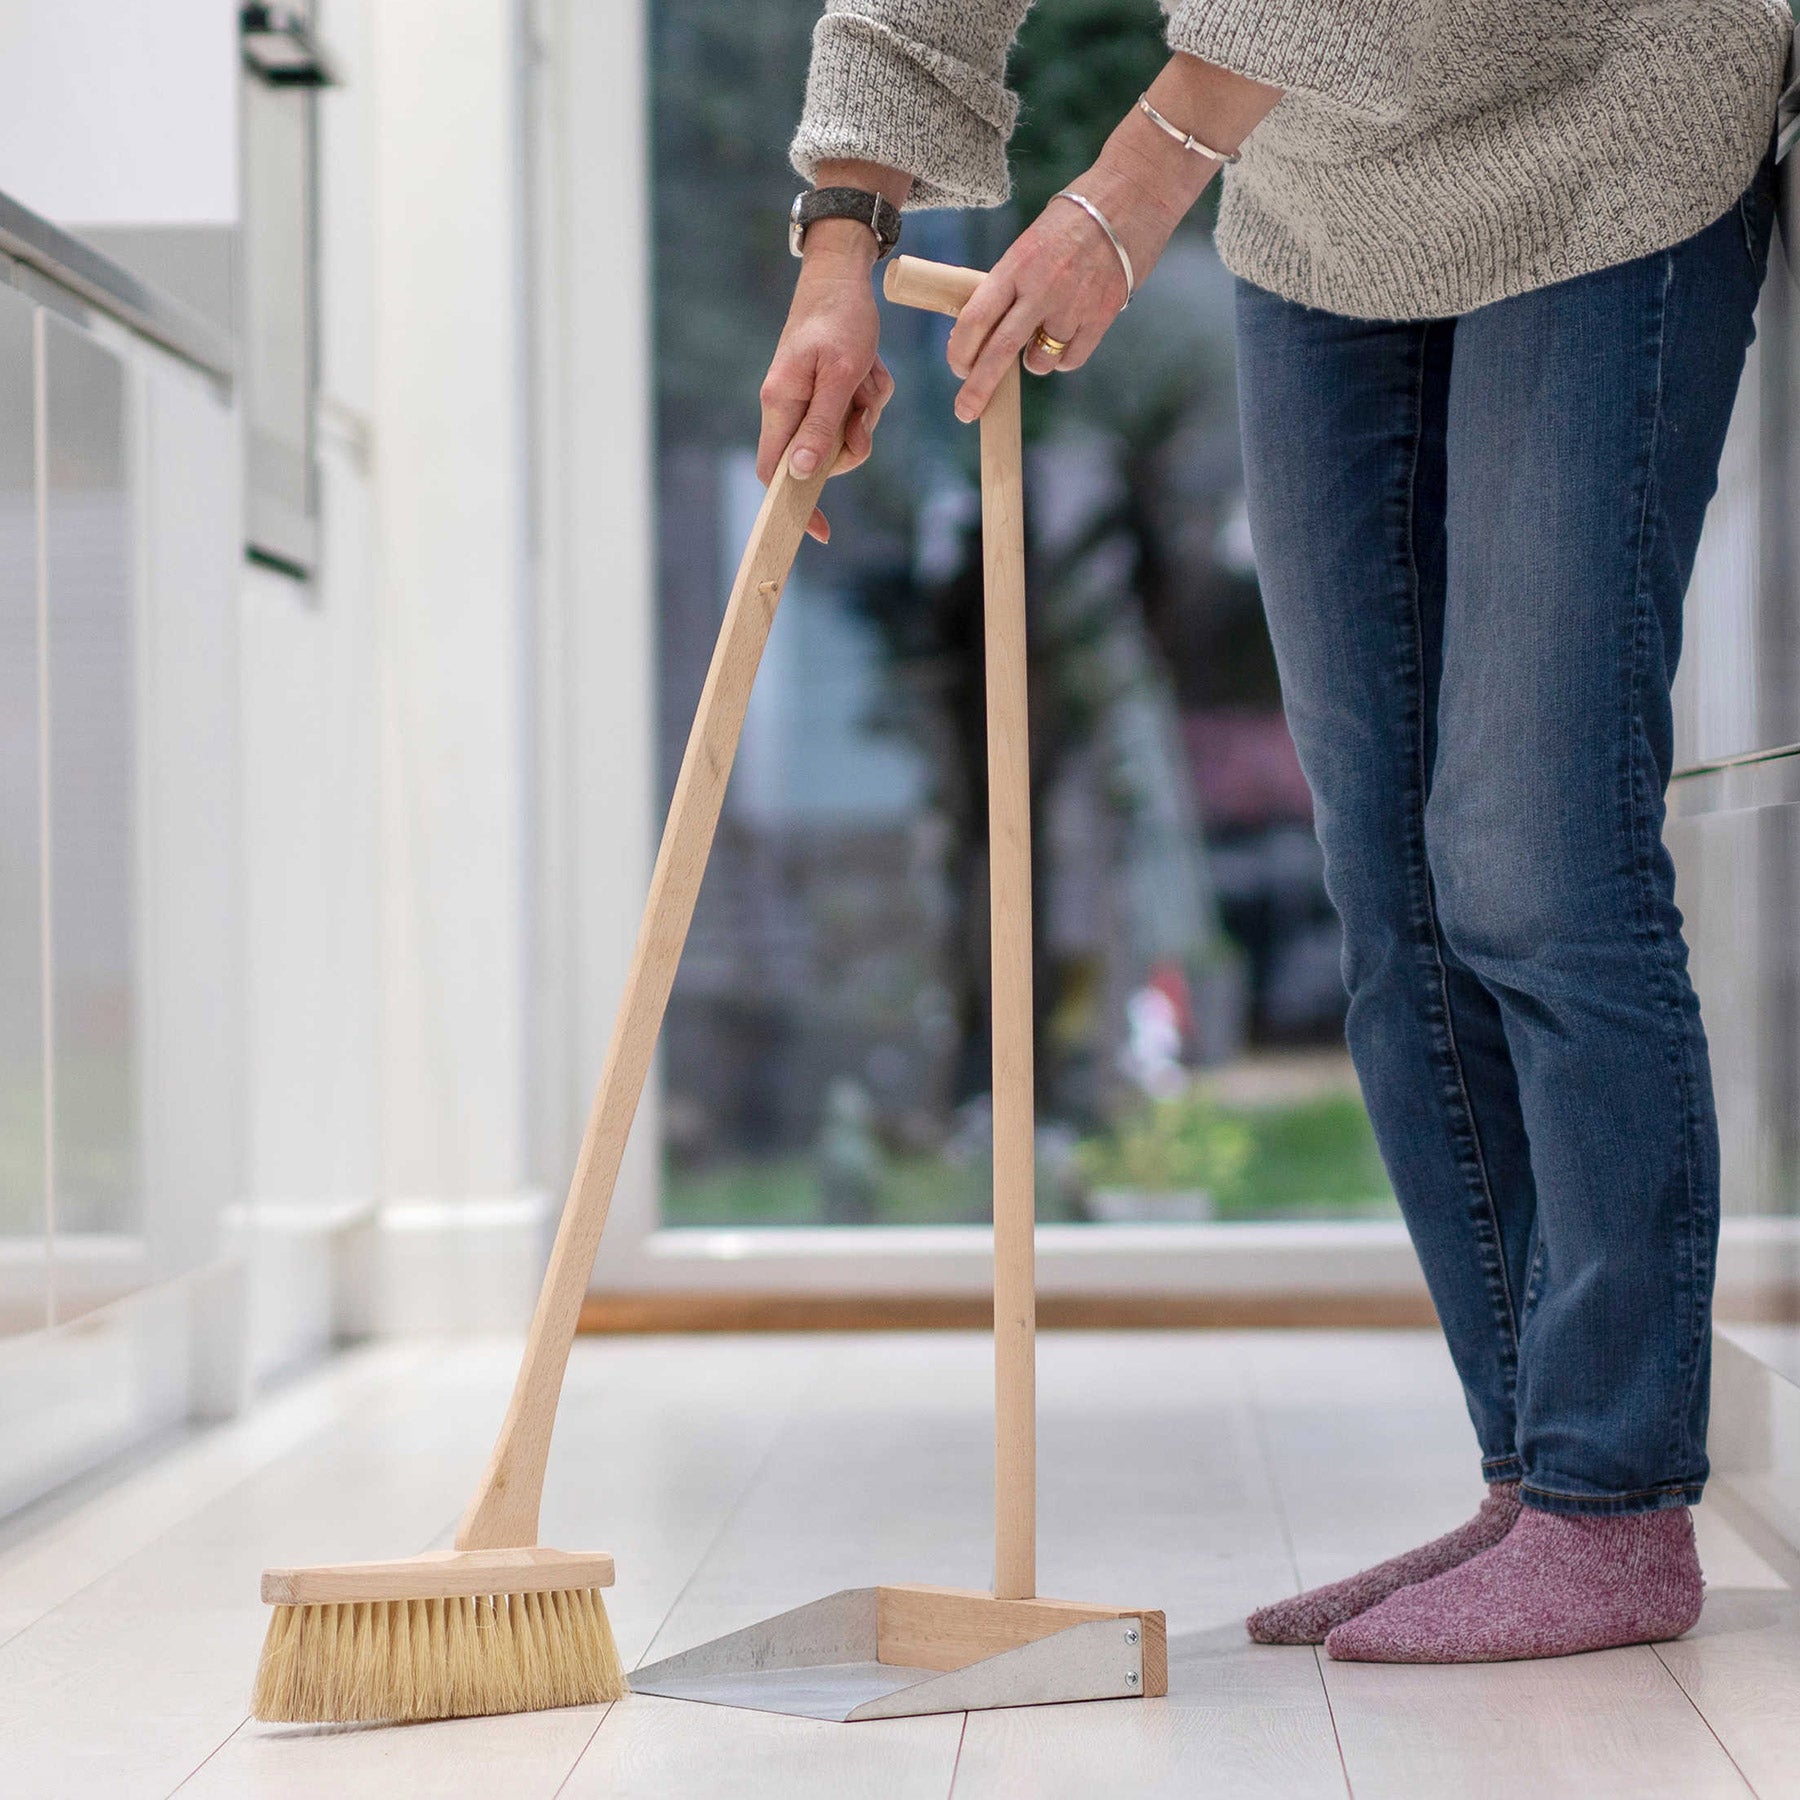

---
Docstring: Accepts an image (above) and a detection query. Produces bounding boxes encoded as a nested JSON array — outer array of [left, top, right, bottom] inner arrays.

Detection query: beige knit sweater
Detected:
[[789, 0, 1792, 320]]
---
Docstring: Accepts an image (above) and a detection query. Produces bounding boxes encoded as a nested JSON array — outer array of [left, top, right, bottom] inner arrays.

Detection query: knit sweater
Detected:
[[788, 0, 1792, 321]]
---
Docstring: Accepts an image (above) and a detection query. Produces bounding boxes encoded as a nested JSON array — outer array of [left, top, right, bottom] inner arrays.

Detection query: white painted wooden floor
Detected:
[[2, 1330, 1796, 1799]]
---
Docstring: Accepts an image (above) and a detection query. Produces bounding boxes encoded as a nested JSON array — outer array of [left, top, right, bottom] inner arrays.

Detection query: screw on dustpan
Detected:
[[1124, 1627, 1139, 1644], [1126, 1670, 1140, 1686]]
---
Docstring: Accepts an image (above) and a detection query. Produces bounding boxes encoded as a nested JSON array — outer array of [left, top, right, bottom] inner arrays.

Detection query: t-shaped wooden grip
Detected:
[[883, 254, 984, 318]]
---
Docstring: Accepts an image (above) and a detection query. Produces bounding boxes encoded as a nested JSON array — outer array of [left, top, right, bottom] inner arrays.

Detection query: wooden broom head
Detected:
[[253, 1547, 624, 1724]]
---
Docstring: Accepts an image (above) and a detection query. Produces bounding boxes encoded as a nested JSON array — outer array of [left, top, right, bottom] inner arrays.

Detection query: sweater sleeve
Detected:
[[788, 0, 1037, 210], [1159, 1, 1403, 111]]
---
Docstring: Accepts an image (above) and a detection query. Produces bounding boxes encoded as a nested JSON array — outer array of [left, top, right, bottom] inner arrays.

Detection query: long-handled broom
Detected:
[[252, 430, 844, 1724]]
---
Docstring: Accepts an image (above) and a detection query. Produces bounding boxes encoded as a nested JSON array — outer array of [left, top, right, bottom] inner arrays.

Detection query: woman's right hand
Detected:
[[758, 218, 898, 544]]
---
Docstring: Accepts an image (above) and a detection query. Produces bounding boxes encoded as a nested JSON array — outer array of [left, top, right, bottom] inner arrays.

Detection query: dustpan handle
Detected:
[[457, 437, 841, 1552], [884, 255, 1037, 1601], [981, 352, 1036, 1604]]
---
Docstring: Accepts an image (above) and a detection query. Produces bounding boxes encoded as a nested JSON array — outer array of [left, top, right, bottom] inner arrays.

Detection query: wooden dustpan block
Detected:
[[876, 1584, 1167, 1694]]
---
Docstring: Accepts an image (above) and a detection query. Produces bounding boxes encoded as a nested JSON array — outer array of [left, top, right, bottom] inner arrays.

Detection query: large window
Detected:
[[650, 0, 1392, 1230]]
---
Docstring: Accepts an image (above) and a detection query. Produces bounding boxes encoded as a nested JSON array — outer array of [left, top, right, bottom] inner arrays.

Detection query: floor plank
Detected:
[[950, 1634, 1347, 1800], [1321, 1648, 1754, 1800], [564, 1696, 961, 1800], [1242, 1330, 1492, 1589], [0, 1342, 431, 1649], [183, 1710, 610, 1800], [1658, 1509, 1800, 1800], [0, 1342, 520, 1800]]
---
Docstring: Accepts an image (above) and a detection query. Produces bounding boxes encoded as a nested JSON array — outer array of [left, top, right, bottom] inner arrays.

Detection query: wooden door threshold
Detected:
[[578, 1290, 1437, 1334]]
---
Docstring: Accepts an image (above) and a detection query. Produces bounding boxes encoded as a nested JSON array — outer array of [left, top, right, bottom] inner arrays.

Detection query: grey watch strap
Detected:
[[789, 186, 903, 260]]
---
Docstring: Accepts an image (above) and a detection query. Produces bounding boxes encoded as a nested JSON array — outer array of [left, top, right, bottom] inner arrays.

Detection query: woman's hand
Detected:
[[947, 55, 1282, 421], [946, 170, 1172, 422], [759, 159, 910, 543], [757, 233, 893, 543]]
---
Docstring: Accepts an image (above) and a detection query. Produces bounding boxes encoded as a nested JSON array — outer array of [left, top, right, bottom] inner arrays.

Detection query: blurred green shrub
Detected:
[[1076, 1089, 1254, 1195], [1078, 1087, 1397, 1218]]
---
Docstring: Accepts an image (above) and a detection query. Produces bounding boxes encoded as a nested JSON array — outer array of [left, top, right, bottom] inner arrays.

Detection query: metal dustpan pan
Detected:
[[631, 1585, 1164, 1722], [633, 256, 1167, 1722]]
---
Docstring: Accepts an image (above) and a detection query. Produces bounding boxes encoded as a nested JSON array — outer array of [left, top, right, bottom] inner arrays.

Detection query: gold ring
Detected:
[[1031, 326, 1070, 358]]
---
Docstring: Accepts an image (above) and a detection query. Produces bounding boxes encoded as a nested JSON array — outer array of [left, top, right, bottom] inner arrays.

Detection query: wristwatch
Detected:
[[789, 186, 903, 261]]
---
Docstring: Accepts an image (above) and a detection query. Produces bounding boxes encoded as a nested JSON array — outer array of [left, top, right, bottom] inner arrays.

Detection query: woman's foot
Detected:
[[1323, 1503, 1703, 1663], [1247, 1482, 1521, 1645]]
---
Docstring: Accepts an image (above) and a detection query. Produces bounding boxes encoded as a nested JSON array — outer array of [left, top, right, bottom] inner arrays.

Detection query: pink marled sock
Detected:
[[1324, 1503, 1703, 1663], [1246, 1483, 1521, 1645]]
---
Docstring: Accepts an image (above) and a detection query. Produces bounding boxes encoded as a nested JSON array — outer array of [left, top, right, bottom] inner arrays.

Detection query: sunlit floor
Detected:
[[2, 1329, 1797, 1798]]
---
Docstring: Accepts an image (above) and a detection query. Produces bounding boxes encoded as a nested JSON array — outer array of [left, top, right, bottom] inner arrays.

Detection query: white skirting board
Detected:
[[224, 1201, 366, 1386], [1708, 1324, 1800, 1583], [334, 1193, 553, 1337], [0, 1258, 245, 1518], [225, 1191, 552, 1371], [0, 1193, 551, 1522]]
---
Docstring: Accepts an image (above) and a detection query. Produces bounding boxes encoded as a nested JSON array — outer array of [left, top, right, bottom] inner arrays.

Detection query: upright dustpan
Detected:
[[632, 256, 1167, 1722]]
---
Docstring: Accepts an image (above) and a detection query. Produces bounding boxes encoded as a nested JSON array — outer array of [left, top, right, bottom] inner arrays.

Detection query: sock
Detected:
[[1323, 1502, 1704, 1663], [1247, 1482, 1522, 1646]]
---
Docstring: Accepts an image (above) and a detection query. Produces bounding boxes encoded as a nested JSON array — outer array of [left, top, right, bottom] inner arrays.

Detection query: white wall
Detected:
[[235, 0, 542, 1364], [235, 0, 382, 1370], [369, 0, 531, 1206], [238, 0, 380, 1218], [0, 5, 238, 226], [528, 0, 660, 1260]]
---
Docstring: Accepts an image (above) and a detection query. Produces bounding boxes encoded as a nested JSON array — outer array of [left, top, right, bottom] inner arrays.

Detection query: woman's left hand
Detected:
[[946, 169, 1174, 421], [946, 54, 1284, 419]]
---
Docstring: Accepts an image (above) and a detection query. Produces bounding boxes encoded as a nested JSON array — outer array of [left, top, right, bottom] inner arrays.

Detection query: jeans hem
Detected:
[[1519, 1480, 1702, 1517], [1480, 1455, 1523, 1484]]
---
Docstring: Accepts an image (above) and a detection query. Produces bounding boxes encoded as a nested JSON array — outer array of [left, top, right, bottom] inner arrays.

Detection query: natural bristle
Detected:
[[252, 1587, 626, 1723]]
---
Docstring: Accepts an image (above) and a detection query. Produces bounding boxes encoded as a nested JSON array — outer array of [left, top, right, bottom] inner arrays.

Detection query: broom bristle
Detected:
[[252, 1587, 626, 1723]]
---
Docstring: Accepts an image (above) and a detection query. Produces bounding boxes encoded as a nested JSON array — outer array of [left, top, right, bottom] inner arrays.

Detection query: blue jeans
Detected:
[[1234, 156, 1777, 1516]]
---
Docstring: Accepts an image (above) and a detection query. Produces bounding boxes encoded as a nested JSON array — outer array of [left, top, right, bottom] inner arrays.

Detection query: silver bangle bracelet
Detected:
[[1136, 92, 1241, 165], [1052, 188, 1135, 308]]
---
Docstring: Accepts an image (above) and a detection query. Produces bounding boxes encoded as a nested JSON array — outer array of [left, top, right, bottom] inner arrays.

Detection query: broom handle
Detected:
[[881, 255, 1037, 1600], [457, 436, 841, 1552]]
